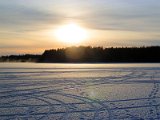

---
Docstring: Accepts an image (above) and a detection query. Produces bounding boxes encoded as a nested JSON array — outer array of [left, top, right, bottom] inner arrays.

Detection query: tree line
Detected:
[[0, 54, 41, 62], [1, 46, 160, 63]]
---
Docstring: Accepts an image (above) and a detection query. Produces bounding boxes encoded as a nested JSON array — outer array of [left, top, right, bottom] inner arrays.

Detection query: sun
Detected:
[[54, 23, 87, 44]]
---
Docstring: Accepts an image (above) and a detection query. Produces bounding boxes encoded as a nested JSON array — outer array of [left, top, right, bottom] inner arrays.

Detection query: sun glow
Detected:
[[54, 23, 88, 44]]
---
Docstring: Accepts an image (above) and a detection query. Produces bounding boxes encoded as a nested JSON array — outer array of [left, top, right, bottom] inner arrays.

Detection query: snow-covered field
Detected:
[[0, 63, 160, 120]]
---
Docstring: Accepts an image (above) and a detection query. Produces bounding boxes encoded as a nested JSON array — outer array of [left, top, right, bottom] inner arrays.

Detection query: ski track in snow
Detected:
[[0, 65, 160, 120]]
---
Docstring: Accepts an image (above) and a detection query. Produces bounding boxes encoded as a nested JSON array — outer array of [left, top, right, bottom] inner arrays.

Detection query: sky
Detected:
[[0, 0, 160, 55]]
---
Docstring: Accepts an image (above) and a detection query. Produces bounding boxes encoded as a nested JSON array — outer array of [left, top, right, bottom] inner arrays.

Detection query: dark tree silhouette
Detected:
[[39, 46, 160, 63], [0, 54, 41, 62], [1, 46, 160, 63]]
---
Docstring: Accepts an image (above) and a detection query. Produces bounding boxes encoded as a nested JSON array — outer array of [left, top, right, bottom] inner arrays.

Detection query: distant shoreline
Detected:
[[1, 62, 160, 63], [1, 46, 160, 63]]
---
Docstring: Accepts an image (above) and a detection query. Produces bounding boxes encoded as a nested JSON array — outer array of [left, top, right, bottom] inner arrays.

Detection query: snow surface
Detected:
[[0, 63, 160, 120]]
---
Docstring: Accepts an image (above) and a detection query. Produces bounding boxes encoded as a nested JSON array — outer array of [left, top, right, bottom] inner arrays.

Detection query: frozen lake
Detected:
[[0, 63, 160, 120]]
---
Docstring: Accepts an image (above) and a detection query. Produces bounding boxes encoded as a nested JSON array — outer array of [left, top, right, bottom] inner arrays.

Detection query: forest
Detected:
[[1, 46, 160, 63], [0, 54, 41, 62]]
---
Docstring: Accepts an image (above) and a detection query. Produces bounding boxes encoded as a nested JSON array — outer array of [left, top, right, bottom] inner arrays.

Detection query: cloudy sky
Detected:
[[0, 0, 160, 55]]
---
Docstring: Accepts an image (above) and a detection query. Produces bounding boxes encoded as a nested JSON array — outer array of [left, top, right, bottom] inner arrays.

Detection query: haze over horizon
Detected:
[[0, 0, 160, 55]]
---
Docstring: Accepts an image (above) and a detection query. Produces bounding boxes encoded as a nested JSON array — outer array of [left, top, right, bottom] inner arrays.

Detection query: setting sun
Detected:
[[54, 23, 88, 44]]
